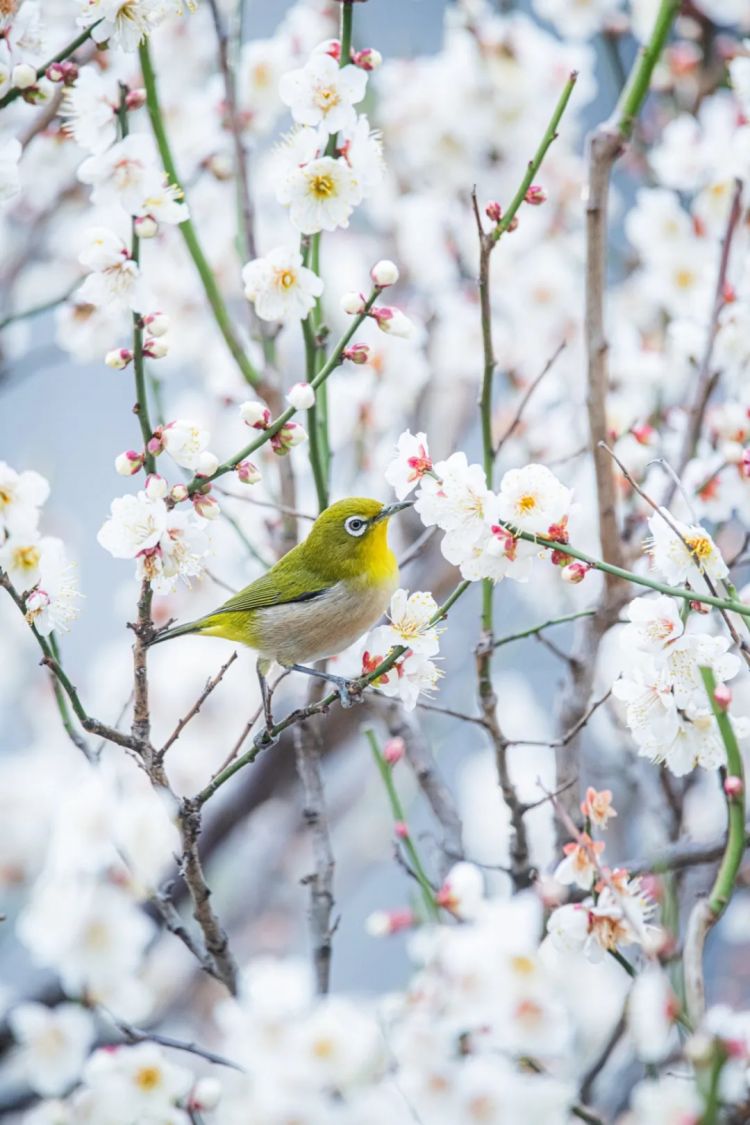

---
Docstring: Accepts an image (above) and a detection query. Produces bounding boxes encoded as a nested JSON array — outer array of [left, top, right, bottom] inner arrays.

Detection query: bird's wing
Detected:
[[212, 547, 332, 615]]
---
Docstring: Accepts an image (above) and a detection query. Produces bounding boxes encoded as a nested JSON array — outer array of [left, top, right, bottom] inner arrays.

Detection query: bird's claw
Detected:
[[333, 677, 362, 709]]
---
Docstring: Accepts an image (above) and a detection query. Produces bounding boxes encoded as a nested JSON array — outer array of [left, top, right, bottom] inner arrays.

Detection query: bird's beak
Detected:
[[372, 501, 413, 524]]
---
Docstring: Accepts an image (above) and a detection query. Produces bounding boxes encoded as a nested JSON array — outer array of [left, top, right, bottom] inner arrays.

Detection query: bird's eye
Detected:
[[345, 516, 367, 537]]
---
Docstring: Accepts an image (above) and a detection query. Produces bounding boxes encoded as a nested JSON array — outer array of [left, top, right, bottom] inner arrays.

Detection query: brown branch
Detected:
[[623, 829, 750, 877], [178, 798, 239, 995], [150, 887, 222, 980], [666, 179, 744, 504], [130, 578, 155, 753], [158, 651, 238, 760], [683, 898, 714, 1025], [294, 688, 336, 995], [580, 1013, 626, 1104]]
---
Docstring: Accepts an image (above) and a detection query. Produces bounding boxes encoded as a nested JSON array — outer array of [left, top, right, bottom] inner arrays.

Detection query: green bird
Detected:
[[150, 497, 412, 716]]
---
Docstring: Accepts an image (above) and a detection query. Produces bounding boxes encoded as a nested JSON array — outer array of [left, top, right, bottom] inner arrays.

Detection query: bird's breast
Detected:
[[255, 574, 397, 667]]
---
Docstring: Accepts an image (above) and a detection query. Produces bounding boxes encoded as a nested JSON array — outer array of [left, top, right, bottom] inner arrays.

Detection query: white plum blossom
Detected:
[[553, 834, 605, 891], [242, 247, 323, 322], [629, 1075, 703, 1124], [9, 1002, 95, 1096], [647, 509, 729, 587], [0, 461, 49, 534], [61, 66, 121, 153], [380, 588, 441, 657], [621, 594, 685, 654], [77, 0, 164, 51], [547, 873, 656, 964], [384, 430, 433, 500], [160, 419, 211, 471], [79, 1043, 194, 1119], [77, 228, 149, 312], [23, 540, 82, 636], [362, 641, 440, 711], [495, 463, 573, 537], [276, 155, 362, 235], [279, 51, 367, 135], [0, 528, 46, 591]]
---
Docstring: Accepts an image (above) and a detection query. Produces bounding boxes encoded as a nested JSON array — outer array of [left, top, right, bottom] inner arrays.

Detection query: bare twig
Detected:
[[397, 525, 436, 570], [580, 1013, 627, 1105], [105, 1012, 245, 1072], [158, 652, 238, 760], [150, 887, 221, 980], [494, 340, 567, 456]]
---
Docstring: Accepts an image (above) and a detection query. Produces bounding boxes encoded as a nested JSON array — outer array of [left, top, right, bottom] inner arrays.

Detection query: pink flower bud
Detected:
[[689, 599, 711, 614], [320, 38, 341, 61], [524, 184, 547, 206], [134, 215, 158, 239], [383, 736, 405, 766], [365, 908, 415, 937], [485, 201, 502, 223], [561, 561, 590, 584], [371, 306, 413, 338], [114, 450, 144, 476], [394, 821, 409, 839], [143, 335, 168, 359], [236, 460, 261, 485], [741, 448, 750, 479], [144, 473, 167, 500], [341, 291, 366, 315], [142, 311, 169, 337], [239, 400, 271, 429], [724, 775, 744, 799], [714, 683, 732, 710], [12, 63, 37, 90], [170, 483, 189, 503], [125, 88, 146, 111], [193, 493, 220, 520], [286, 381, 316, 410], [506, 216, 519, 233], [353, 47, 382, 70], [370, 259, 399, 287], [271, 421, 307, 456], [147, 428, 164, 456], [46, 61, 78, 84], [632, 423, 655, 445], [342, 343, 370, 365], [105, 348, 133, 370], [189, 1077, 222, 1112]]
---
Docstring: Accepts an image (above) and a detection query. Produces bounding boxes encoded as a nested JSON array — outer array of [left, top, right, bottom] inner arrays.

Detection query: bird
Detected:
[[149, 497, 412, 721]]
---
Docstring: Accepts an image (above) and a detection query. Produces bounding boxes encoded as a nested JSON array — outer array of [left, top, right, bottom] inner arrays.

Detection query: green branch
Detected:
[[366, 727, 439, 921], [493, 609, 597, 648], [138, 40, 260, 388], [491, 71, 578, 243], [616, 0, 679, 139], [0, 22, 100, 110], [186, 288, 379, 496], [700, 666, 745, 919]]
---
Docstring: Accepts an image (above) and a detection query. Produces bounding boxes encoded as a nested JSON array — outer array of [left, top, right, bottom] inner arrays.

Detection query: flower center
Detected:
[[685, 534, 712, 560], [135, 1066, 162, 1091], [517, 493, 537, 514], [0, 487, 11, 507], [674, 267, 696, 290], [311, 1036, 335, 1059], [309, 173, 335, 199], [12, 545, 40, 572], [276, 268, 297, 290], [314, 86, 340, 111]]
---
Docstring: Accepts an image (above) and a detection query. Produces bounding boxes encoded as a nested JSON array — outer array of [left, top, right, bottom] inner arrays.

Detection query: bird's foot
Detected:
[[327, 675, 362, 709]]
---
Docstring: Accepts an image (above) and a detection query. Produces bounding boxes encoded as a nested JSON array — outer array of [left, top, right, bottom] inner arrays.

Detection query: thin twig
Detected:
[[105, 1012, 245, 1072], [494, 340, 567, 456], [158, 652, 238, 760]]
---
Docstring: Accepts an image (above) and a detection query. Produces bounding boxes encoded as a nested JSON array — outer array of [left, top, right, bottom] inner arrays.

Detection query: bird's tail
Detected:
[[148, 618, 206, 646]]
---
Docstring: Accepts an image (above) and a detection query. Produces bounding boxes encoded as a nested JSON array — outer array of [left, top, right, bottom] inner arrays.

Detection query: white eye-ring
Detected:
[[345, 515, 367, 537]]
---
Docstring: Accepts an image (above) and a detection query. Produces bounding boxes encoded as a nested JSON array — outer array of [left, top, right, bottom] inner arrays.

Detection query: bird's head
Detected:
[[304, 497, 411, 581]]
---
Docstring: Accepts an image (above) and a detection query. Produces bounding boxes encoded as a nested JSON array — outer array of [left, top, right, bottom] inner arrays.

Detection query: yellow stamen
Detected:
[[12, 545, 40, 572], [276, 268, 296, 290], [135, 1066, 162, 1091], [0, 488, 11, 507], [517, 494, 537, 514], [309, 173, 335, 199], [685, 534, 713, 561]]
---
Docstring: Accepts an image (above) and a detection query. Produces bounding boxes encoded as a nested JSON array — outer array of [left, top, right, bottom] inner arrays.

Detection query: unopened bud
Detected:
[[271, 421, 307, 456], [318, 38, 341, 61], [239, 400, 271, 429], [485, 201, 502, 223], [105, 347, 133, 370], [632, 423, 655, 445], [724, 775, 744, 799], [524, 184, 547, 206], [561, 561, 590, 584], [506, 216, 519, 233], [144, 473, 167, 500], [383, 736, 405, 766], [12, 63, 37, 90], [147, 427, 164, 456], [394, 821, 409, 839], [341, 291, 366, 315], [689, 599, 711, 614], [46, 61, 78, 85], [193, 493, 220, 520], [125, 88, 146, 111], [286, 381, 316, 410], [196, 450, 219, 477], [714, 683, 732, 710], [189, 1077, 222, 1112], [370, 259, 399, 288], [170, 483, 189, 503], [142, 311, 169, 337], [205, 152, 233, 180], [134, 214, 158, 239], [685, 1031, 716, 1067], [353, 46, 382, 70], [741, 448, 750, 479], [143, 335, 168, 359], [114, 450, 144, 476], [235, 460, 261, 485], [371, 305, 413, 338], [342, 343, 370, 365]]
